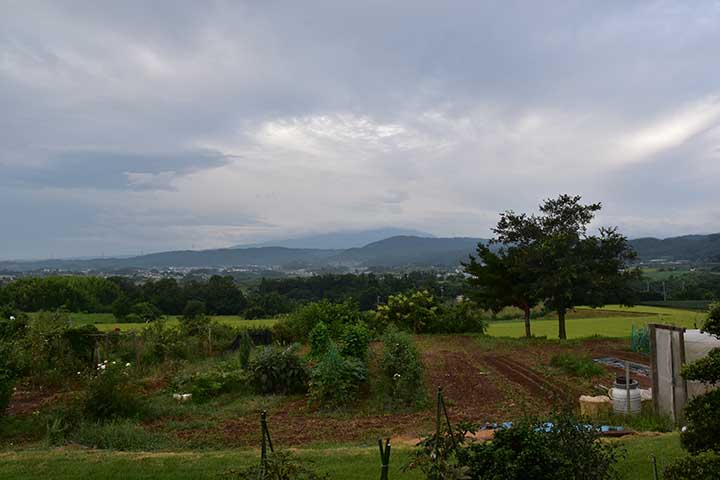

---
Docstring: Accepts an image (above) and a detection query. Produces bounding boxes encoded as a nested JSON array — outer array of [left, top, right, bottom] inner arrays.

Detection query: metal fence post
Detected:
[[378, 438, 391, 480]]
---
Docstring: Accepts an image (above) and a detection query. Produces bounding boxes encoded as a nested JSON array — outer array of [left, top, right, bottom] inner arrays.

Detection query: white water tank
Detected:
[[610, 377, 641, 415]]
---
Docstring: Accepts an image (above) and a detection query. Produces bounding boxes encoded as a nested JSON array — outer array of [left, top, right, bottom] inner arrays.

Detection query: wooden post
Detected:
[[208, 326, 213, 356], [133, 332, 141, 369], [669, 331, 677, 425], [625, 361, 631, 415], [649, 324, 659, 413], [678, 328, 688, 424], [104, 333, 110, 362]]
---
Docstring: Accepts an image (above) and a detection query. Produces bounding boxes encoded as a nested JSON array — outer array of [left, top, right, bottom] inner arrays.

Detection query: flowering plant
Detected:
[[83, 359, 141, 420]]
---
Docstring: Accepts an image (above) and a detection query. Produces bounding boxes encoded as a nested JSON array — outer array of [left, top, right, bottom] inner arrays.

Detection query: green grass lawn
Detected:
[[0, 433, 684, 479], [42, 312, 279, 332], [487, 305, 706, 339], [91, 317, 278, 332]]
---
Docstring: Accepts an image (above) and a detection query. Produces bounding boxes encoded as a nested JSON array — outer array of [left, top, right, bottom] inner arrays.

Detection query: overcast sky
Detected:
[[2, 1, 720, 259]]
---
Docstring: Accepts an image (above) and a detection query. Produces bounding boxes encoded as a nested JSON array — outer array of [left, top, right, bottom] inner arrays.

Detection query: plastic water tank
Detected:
[[610, 377, 641, 415]]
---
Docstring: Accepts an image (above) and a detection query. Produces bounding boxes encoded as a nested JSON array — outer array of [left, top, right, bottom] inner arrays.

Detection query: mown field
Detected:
[[54, 305, 703, 338], [0, 433, 683, 480], [487, 305, 704, 339]]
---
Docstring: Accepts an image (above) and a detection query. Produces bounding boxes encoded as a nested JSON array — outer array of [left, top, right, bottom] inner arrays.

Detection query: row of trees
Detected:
[[464, 195, 639, 339], [0, 272, 469, 320]]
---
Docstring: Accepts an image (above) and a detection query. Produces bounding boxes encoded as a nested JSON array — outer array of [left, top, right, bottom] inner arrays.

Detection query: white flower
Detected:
[[125, 362, 131, 367], [9, 316, 15, 321], [77, 371, 81, 375], [393, 373, 401, 381]]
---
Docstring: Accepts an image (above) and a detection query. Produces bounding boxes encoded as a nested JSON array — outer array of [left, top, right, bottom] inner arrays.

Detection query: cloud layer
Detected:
[[2, 1, 720, 259]]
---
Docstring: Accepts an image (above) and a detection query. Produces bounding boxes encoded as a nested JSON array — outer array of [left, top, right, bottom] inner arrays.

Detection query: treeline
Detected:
[[636, 272, 720, 302], [255, 271, 466, 310], [0, 272, 467, 319]]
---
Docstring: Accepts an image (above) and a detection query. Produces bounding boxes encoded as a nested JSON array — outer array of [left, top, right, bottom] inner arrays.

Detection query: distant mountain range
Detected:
[[235, 227, 434, 249], [1, 231, 719, 273]]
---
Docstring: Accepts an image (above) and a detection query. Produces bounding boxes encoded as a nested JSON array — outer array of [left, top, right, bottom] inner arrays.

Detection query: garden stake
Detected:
[[650, 454, 658, 480], [434, 386, 457, 467], [259, 410, 274, 478], [378, 438, 391, 480]]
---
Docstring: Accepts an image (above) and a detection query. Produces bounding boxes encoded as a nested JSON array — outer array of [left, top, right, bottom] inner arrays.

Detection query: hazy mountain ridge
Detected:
[[235, 228, 434, 249], [2, 233, 719, 272]]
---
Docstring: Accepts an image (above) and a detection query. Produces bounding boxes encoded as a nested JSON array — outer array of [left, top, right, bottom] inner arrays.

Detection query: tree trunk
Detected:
[[523, 304, 531, 338], [558, 307, 567, 340]]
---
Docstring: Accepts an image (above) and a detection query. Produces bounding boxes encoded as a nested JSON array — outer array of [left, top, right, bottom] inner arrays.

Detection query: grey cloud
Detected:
[[1, 1, 720, 258], [3, 149, 232, 190]]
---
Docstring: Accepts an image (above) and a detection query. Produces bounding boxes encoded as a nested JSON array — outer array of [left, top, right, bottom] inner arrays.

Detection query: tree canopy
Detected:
[[466, 194, 639, 339]]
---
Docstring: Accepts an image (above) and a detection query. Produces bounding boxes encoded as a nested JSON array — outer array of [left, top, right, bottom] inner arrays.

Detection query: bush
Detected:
[[83, 360, 143, 421], [308, 322, 331, 358], [680, 302, 720, 455], [431, 300, 488, 334], [279, 300, 363, 342], [179, 301, 211, 337], [339, 321, 371, 360], [0, 368, 14, 416], [664, 451, 720, 480], [172, 363, 250, 403], [309, 343, 367, 409], [249, 344, 309, 395], [381, 326, 425, 407], [130, 302, 162, 323], [681, 389, 720, 454], [458, 411, 623, 480], [64, 324, 100, 366], [235, 330, 253, 368], [375, 290, 438, 333], [549, 353, 605, 379]]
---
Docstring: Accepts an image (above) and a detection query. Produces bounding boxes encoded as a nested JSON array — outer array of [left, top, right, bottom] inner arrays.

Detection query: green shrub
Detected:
[[63, 324, 100, 366], [339, 321, 371, 360], [309, 343, 367, 409], [680, 302, 720, 455], [381, 326, 425, 407], [236, 330, 253, 368], [664, 451, 720, 480], [375, 290, 438, 333], [83, 360, 143, 421], [457, 411, 623, 480], [549, 353, 605, 379], [69, 419, 168, 451], [130, 301, 162, 323], [279, 300, 363, 342], [308, 322, 331, 358], [172, 363, 250, 403], [249, 344, 309, 395], [181, 300, 210, 336], [681, 389, 720, 454], [432, 300, 488, 334], [0, 368, 14, 416]]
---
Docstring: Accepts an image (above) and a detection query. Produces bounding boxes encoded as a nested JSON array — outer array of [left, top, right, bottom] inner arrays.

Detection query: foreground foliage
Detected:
[[407, 410, 623, 480], [666, 302, 720, 477]]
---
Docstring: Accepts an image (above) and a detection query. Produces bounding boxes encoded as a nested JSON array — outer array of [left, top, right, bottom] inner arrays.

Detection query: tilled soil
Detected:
[[213, 335, 558, 446]]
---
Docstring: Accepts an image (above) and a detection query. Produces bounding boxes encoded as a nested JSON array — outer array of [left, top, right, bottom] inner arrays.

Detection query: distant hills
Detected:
[[235, 227, 434, 249], [2, 232, 719, 273], [629, 234, 720, 262]]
